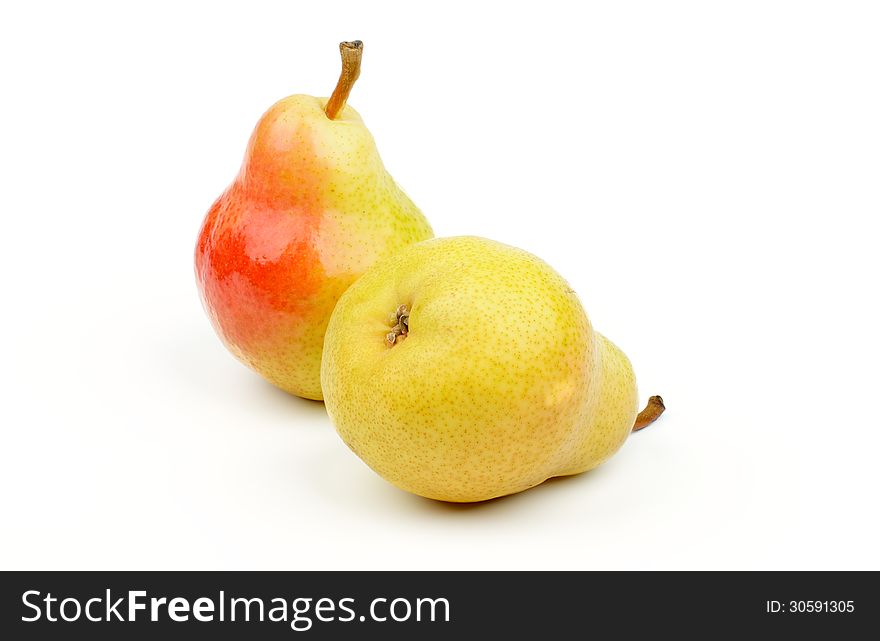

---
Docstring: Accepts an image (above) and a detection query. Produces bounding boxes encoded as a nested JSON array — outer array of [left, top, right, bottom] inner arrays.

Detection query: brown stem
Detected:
[[632, 395, 665, 432], [324, 40, 363, 120]]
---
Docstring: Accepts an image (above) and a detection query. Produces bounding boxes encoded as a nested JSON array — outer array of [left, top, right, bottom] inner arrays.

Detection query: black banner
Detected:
[[1, 571, 875, 638]]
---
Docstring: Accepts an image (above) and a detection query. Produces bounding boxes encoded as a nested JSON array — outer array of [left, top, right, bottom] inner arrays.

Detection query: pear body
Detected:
[[321, 236, 639, 502], [196, 95, 432, 399]]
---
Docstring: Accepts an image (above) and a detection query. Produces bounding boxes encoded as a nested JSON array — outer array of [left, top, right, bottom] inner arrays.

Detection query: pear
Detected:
[[195, 42, 433, 400], [321, 236, 663, 502]]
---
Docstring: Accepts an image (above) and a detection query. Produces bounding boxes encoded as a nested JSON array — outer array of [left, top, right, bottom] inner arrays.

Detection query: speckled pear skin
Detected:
[[321, 236, 640, 502], [195, 95, 433, 400]]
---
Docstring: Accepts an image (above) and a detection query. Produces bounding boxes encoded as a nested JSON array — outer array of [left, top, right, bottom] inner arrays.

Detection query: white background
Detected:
[[1, 1, 878, 570]]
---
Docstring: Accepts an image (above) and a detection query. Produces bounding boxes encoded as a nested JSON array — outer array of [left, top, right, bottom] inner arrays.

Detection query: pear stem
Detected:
[[632, 395, 665, 432], [325, 40, 363, 120]]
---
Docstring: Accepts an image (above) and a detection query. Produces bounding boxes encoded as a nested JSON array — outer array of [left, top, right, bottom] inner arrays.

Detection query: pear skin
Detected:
[[321, 236, 661, 502], [195, 42, 432, 400]]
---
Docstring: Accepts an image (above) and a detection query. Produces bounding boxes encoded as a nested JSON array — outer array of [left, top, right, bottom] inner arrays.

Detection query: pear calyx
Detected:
[[385, 304, 410, 346], [325, 40, 363, 120]]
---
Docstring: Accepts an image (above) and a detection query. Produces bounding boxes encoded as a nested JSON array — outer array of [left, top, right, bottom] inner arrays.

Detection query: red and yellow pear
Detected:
[[195, 42, 433, 399]]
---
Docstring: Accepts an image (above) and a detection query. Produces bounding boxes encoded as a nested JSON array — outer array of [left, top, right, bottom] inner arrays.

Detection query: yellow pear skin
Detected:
[[321, 236, 652, 502]]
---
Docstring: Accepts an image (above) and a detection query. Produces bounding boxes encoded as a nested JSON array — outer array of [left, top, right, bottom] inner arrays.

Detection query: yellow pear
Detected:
[[321, 236, 663, 502]]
